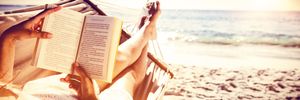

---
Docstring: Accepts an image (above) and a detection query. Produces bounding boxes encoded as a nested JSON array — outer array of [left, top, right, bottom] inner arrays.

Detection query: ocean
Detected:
[[158, 9, 300, 47], [155, 9, 300, 68]]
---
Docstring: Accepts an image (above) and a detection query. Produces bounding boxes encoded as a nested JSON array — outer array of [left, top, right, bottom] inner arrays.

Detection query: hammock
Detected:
[[0, 0, 174, 99]]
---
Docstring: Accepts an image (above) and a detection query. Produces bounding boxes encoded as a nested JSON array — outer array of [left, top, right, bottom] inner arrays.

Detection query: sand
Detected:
[[163, 64, 300, 99], [151, 40, 300, 99]]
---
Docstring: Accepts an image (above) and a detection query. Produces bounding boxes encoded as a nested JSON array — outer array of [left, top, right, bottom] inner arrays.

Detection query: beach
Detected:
[[163, 64, 300, 99], [155, 9, 300, 99], [157, 42, 300, 99]]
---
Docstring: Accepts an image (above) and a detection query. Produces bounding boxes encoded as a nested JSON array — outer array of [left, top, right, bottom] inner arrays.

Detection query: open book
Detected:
[[32, 9, 122, 82]]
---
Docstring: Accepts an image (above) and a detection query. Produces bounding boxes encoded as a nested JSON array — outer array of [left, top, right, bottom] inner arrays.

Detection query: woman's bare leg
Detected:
[[112, 1, 160, 81], [103, 45, 148, 96], [97, 29, 151, 90], [95, 1, 161, 90]]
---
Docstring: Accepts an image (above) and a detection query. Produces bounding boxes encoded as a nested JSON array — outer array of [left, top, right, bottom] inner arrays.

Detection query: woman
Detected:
[[0, 1, 161, 99]]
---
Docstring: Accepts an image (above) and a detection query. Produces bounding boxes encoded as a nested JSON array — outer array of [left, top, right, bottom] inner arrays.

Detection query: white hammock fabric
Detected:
[[0, 0, 174, 100]]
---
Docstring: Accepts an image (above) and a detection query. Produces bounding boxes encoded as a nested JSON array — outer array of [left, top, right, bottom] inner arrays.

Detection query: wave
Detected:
[[157, 10, 300, 48], [162, 31, 300, 48]]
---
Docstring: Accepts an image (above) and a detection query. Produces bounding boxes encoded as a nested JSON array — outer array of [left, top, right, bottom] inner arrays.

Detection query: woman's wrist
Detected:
[[0, 38, 15, 46], [1, 30, 16, 45]]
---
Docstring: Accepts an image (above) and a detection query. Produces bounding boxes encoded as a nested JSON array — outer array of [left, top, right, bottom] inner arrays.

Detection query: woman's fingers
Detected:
[[20, 6, 62, 39], [65, 62, 90, 83], [61, 74, 81, 82], [72, 62, 90, 80], [73, 63, 93, 88], [60, 62, 96, 98], [68, 79, 81, 91], [74, 64, 89, 79], [30, 6, 62, 24], [71, 62, 80, 75], [73, 64, 96, 95], [30, 30, 53, 39]]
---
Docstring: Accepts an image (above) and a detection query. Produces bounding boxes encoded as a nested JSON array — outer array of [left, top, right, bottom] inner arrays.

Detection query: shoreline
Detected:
[[156, 41, 300, 69]]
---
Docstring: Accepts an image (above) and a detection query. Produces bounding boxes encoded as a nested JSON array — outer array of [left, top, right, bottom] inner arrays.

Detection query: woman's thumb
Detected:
[[32, 30, 53, 39]]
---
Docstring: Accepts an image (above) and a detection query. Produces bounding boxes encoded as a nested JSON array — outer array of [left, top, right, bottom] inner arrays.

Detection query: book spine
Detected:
[[75, 16, 87, 61]]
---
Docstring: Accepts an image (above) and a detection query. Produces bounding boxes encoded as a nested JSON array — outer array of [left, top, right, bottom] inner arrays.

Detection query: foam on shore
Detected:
[[154, 40, 300, 69]]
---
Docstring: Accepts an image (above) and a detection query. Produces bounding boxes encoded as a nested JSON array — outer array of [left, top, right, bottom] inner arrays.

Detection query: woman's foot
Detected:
[[137, 1, 161, 40]]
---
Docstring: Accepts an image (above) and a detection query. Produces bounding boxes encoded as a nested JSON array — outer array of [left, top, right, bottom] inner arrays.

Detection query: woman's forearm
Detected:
[[0, 32, 16, 82]]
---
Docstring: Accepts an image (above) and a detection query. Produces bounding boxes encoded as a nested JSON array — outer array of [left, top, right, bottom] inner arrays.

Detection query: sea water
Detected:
[[158, 9, 300, 47], [154, 9, 300, 68]]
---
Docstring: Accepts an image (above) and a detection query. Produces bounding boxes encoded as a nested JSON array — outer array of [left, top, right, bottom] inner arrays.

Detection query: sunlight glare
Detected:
[[249, 0, 286, 11]]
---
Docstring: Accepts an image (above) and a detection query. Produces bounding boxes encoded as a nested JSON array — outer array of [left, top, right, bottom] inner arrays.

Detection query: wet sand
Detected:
[[158, 41, 300, 69]]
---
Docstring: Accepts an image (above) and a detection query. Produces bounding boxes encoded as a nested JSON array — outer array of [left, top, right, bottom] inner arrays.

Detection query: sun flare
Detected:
[[159, 0, 300, 11], [251, 0, 286, 11]]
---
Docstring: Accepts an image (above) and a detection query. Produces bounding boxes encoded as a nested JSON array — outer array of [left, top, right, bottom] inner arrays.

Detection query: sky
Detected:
[[1, 0, 300, 11], [159, 0, 300, 11]]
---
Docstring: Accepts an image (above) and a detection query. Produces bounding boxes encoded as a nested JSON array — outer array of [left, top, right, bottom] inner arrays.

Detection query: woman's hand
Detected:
[[0, 6, 62, 82], [1, 6, 62, 41], [60, 63, 97, 100]]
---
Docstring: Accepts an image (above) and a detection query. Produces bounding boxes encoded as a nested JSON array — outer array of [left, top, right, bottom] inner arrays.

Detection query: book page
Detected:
[[35, 9, 85, 74], [77, 15, 121, 80]]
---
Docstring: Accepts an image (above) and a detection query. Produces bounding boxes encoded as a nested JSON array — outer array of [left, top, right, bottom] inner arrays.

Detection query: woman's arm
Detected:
[[0, 6, 62, 82], [62, 44, 148, 100], [0, 33, 15, 82]]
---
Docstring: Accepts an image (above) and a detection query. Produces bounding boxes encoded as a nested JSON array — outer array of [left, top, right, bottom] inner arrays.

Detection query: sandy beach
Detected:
[[163, 64, 300, 99], [155, 41, 300, 99], [156, 9, 300, 99]]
